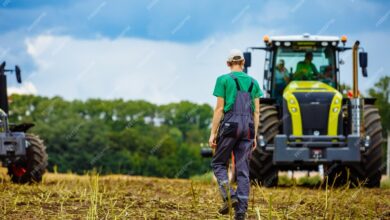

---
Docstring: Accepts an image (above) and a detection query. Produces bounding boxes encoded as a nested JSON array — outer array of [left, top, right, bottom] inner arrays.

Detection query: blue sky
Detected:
[[1, 0, 389, 104]]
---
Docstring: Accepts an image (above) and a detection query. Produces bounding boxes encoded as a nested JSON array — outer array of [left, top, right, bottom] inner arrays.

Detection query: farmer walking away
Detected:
[[209, 49, 262, 219]]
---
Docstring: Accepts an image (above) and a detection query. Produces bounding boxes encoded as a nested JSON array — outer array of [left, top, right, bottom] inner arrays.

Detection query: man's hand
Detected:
[[252, 138, 257, 152], [209, 133, 217, 149]]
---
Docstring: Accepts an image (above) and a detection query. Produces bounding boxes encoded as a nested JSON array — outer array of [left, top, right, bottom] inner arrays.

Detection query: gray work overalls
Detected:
[[211, 73, 255, 214]]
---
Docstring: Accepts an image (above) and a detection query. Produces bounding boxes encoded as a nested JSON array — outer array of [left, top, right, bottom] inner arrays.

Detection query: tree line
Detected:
[[8, 95, 213, 178]]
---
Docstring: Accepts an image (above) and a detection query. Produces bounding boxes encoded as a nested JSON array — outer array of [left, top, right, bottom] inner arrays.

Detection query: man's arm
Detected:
[[209, 97, 225, 148], [294, 62, 305, 80], [283, 70, 290, 83], [295, 62, 303, 74], [311, 63, 319, 78], [253, 98, 260, 139]]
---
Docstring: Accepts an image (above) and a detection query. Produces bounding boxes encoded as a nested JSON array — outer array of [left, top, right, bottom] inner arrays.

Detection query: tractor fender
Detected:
[[9, 123, 35, 132], [363, 98, 376, 105]]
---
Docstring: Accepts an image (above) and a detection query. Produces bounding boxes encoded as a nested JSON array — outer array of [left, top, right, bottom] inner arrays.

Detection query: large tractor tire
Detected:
[[250, 105, 279, 187], [327, 104, 383, 187], [7, 134, 47, 184]]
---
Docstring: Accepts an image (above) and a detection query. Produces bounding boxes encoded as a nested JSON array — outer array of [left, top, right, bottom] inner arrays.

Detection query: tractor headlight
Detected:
[[289, 99, 295, 104], [333, 107, 339, 112], [334, 99, 340, 104], [291, 107, 297, 112]]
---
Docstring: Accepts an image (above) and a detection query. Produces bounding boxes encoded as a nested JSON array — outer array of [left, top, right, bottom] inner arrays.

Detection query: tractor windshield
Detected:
[[272, 42, 337, 100]]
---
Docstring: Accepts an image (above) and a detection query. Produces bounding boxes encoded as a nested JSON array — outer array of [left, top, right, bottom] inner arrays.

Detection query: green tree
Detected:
[[368, 76, 390, 133], [8, 94, 212, 178]]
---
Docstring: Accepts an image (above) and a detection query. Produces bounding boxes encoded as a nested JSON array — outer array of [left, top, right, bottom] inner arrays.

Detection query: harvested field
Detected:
[[0, 169, 389, 219]]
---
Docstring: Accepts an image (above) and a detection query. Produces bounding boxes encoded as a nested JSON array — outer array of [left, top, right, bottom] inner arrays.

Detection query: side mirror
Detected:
[[0, 62, 5, 74], [359, 52, 368, 77], [243, 52, 251, 68], [15, 65, 22, 83], [264, 69, 269, 80]]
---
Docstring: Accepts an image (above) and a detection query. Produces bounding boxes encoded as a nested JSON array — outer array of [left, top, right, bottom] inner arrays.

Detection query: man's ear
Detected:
[[227, 62, 231, 67]]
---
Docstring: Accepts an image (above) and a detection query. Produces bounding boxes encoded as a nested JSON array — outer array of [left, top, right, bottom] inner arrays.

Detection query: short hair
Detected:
[[227, 59, 244, 66], [278, 59, 285, 65], [305, 52, 313, 58]]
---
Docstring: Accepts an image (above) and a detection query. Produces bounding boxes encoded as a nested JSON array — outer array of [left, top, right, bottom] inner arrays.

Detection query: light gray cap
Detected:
[[227, 49, 244, 62]]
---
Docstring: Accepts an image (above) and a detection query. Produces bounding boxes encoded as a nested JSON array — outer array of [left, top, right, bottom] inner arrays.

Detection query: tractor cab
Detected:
[[245, 34, 342, 104], [272, 42, 338, 102]]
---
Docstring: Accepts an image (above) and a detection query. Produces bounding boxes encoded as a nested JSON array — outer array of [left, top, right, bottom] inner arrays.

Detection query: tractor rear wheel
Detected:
[[326, 104, 383, 187], [250, 104, 279, 187], [8, 134, 48, 184]]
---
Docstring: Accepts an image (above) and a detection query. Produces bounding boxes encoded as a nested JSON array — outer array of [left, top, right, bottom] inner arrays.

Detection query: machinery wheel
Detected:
[[325, 165, 356, 187], [250, 105, 279, 187], [7, 134, 48, 184], [327, 104, 383, 187], [357, 104, 383, 187]]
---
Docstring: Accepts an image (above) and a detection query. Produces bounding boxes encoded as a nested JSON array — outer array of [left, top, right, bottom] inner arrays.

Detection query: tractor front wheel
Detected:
[[7, 134, 48, 184], [326, 104, 383, 187]]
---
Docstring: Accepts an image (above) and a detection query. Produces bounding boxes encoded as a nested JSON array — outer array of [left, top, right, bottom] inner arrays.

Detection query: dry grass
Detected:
[[0, 168, 389, 220]]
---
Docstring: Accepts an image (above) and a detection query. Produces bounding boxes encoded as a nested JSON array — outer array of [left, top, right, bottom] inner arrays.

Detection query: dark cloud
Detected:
[[1, 0, 388, 42]]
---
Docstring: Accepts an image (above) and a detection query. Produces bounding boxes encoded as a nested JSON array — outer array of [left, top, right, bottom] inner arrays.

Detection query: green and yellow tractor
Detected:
[[202, 34, 383, 187]]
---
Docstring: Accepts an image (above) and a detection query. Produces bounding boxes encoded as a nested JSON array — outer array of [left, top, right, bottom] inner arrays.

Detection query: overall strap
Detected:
[[229, 73, 241, 91], [248, 78, 255, 93]]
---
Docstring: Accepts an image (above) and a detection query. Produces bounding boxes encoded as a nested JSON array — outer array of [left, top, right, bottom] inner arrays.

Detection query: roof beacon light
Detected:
[[341, 35, 347, 44], [263, 35, 270, 43]]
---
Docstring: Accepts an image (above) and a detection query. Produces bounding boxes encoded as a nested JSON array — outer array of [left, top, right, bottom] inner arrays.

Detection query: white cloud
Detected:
[[24, 30, 389, 106], [24, 29, 271, 105], [8, 81, 38, 95]]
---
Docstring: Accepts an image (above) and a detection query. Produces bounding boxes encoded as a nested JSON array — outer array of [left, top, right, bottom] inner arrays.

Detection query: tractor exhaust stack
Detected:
[[350, 41, 363, 136], [352, 41, 360, 98]]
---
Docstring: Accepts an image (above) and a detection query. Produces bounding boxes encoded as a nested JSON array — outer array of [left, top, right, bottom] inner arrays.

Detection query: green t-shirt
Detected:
[[213, 71, 263, 112], [295, 61, 318, 80]]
